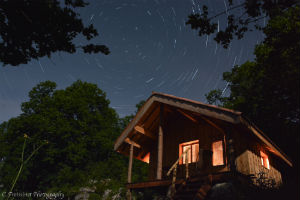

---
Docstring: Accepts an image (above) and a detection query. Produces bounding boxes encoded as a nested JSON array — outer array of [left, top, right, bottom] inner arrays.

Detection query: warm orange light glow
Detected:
[[260, 151, 270, 169], [142, 153, 150, 163], [212, 140, 224, 166], [179, 140, 199, 164], [192, 143, 199, 162], [183, 146, 191, 164]]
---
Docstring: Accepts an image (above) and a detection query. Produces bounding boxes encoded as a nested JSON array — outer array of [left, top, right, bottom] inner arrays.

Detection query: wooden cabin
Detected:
[[114, 92, 292, 199]]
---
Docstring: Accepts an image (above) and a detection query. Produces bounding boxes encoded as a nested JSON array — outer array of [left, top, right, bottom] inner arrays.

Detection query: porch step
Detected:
[[173, 178, 211, 200], [174, 193, 194, 200], [187, 181, 205, 189]]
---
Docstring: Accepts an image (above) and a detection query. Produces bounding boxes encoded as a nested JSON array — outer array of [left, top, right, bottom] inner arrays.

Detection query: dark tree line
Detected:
[[0, 0, 109, 66], [0, 81, 147, 198], [186, 0, 299, 48]]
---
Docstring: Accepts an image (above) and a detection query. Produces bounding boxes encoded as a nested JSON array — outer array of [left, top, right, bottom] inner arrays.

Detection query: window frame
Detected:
[[179, 140, 199, 165]]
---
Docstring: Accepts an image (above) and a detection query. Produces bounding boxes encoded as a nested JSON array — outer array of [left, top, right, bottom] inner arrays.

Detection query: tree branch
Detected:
[[208, 3, 245, 20]]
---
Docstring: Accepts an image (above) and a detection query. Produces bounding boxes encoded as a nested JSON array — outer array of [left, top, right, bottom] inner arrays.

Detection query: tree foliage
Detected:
[[204, 7, 299, 198], [0, 81, 119, 197], [0, 80, 148, 198], [205, 6, 299, 162], [118, 100, 146, 131], [186, 0, 298, 48], [205, 89, 224, 105], [0, 0, 109, 66]]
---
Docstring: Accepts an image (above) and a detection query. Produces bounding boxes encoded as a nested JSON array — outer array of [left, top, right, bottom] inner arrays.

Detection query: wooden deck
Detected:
[[127, 171, 253, 190], [126, 179, 185, 189]]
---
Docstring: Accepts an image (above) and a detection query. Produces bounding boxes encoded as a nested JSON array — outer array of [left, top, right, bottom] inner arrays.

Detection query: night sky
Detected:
[[0, 0, 265, 122]]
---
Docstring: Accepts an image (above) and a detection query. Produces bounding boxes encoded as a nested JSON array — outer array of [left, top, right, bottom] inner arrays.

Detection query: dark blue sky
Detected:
[[0, 0, 265, 122]]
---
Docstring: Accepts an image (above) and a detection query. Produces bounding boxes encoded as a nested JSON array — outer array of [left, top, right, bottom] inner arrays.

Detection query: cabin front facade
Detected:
[[114, 92, 292, 199]]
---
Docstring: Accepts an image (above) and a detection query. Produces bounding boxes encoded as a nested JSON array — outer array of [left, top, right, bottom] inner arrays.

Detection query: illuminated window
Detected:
[[142, 153, 150, 163], [179, 140, 199, 164], [260, 151, 270, 169], [212, 140, 224, 166]]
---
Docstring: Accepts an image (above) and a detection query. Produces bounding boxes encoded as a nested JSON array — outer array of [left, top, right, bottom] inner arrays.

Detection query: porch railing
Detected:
[[166, 147, 199, 196]]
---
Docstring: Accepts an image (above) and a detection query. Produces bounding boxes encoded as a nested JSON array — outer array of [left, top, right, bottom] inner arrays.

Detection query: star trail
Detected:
[[0, 0, 265, 122]]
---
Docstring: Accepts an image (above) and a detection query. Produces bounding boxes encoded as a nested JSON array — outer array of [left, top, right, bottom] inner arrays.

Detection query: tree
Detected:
[[135, 100, 146, 112], [118, 100, 146, 130], [205, 89, 224, 105], [206, 5, 299, 152], [0, 81, 148, 198], [205, 6, 299, 195], [0, 80, 119, 197], [0, 0, 109, 66], [186, 0, 298, 48]]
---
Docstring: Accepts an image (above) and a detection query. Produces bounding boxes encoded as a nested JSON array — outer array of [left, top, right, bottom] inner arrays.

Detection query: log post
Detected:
[[127, 144, 134, 200], [128, 144, 134, 183], [170, 165, 177, 196], [225, 128, 236, 171], [157, 104, 164, 180]]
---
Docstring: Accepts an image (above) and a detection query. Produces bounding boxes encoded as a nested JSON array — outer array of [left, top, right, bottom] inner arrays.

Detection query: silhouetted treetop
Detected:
[[186, 0, 298, 48], [0, 0, 110, 66]]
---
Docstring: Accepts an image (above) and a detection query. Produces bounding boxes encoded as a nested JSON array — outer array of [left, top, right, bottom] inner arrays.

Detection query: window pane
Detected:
[[183, 145, 191, 164], [188, 147, 191, 163], [212, 141, 224, 166], [260, 151, 270, 169], [192, 143, 199, 162], [266, 158, 270, 169], [183, 146, 188, 164]]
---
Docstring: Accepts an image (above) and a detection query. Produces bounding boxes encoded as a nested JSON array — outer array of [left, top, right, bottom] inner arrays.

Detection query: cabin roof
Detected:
[[114, 92, 292, 167]]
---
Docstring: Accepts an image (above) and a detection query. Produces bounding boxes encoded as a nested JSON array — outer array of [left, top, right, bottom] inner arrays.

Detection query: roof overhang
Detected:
[[114, 92, 293, 167]]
